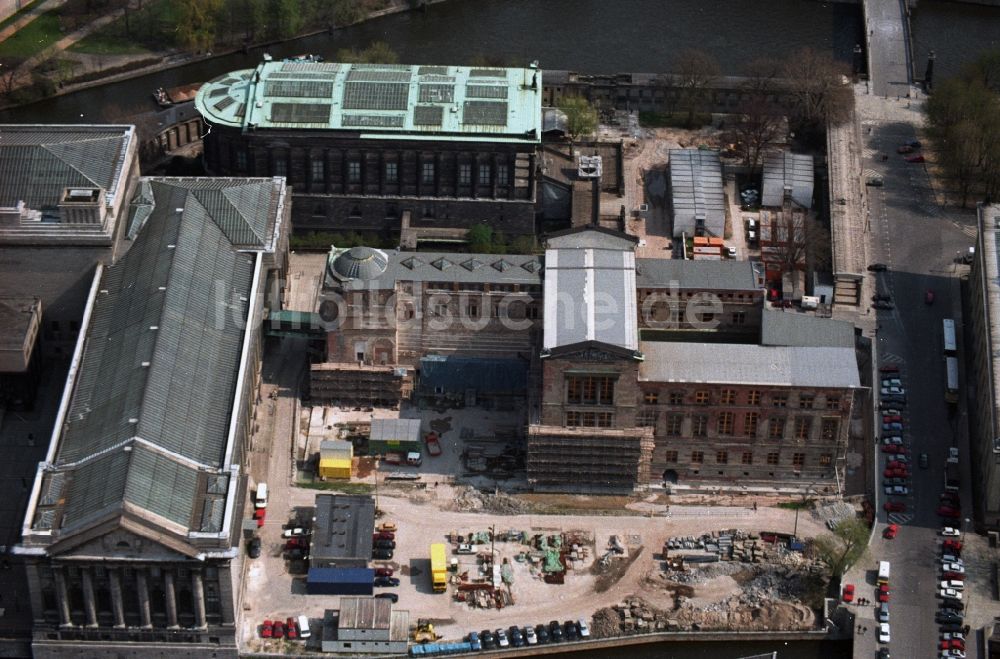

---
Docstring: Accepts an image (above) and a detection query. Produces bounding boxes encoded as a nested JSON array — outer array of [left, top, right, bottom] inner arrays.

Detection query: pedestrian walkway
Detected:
[[0, 0, 66, 45], [862, 0, 913, 97]]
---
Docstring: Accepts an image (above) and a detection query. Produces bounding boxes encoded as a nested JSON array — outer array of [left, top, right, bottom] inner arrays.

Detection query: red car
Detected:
[[842, 583, 855, 602], [884, 468, 909, 478], [261, 620, 274, 638], [925, 289, 935, 305], [878, 583, 891, 601], [882, 444, 909, 454], [941, 639, 965, 650], [943, 571, 965, 580], [884, 502, 906, 512], [883, 524, 899, 540], [375, 567, 394, 577], [943, 540, 963, 553], [254, 508, 266, 527], [373, 531, 395, 541], [273, 619, 285, 639], [887, 459, 908, 469], [285, 617, 298, 640], [880, 364, 900, 373], [285, 538, 308, 550], [882, 414, 903, 423], [937, 506, 961, 518], [906, 154, 926, 163]]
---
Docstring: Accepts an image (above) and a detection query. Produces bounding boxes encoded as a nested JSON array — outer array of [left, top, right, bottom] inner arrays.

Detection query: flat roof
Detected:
[[312, 494, 376, 562], [543, 239, 638, 353], [670, 149, 725, 238], [639, 341, 861, 389], [196, 61, 542, 143], [762, 152, 814, 209], [636, 258, 763, 291], [0, 297, 39, 352], [760, 311, 855, 348], [369, 418, 421, 442]]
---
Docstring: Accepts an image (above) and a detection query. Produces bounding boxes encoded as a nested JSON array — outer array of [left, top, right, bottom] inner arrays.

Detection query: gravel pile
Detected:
[[812, 501, 856, 525], [450, 486, 531, 515]]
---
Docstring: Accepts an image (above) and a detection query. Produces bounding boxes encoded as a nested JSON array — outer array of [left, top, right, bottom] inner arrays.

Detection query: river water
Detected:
[[1, 0, 997, 124]]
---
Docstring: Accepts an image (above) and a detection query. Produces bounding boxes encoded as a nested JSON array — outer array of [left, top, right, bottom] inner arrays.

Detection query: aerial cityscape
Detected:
[[0, 1, 999, 658]]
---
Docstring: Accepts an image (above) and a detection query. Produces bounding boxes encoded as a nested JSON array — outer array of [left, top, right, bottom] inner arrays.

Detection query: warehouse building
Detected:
[[669, 149, 725, 238], [310, 494, 376, 569], [761, 152, 814, 209], [195, 59, 542, 241], [16, 176, 290, 659], [322, 597, 409, 654]]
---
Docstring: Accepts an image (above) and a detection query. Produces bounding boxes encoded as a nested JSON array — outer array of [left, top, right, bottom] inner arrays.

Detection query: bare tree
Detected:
[[674, 49, 720, 127], [0, 57, 22, 97], [782, 48, 853, 130], [733, 95, 785, 175]]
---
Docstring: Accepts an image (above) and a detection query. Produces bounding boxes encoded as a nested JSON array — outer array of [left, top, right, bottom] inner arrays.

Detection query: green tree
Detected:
[[558, 95, 598, 141], [466, 223, 494, 253], [337, 41, 399, 64], [509, 234, 537, 254], [267, 0, 302, 38], [177, 0, 223, 52], [813, 517, 869, 577]]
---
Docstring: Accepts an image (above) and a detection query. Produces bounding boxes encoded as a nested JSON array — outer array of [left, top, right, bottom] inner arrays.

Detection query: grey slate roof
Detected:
[[762, 152, 814, 209], [669, 149, 725, 238], [543, 238, 638, 352], [636, 258, 763, 291], [760, 311, 855, 349], [639, 341, 861, 389], [37, 177, 282, 534], [0, 125, 133, 209], [326, 247, 542, 291]]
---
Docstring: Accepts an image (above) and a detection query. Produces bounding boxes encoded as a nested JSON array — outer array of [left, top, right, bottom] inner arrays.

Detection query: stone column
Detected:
[[81, 568, 98, 627], [192, 570, 207, 629], [164, 571, 178, 628], [109, 569, 125, 628], [54, 567, 73, 627], [136, 569, 152, 628]]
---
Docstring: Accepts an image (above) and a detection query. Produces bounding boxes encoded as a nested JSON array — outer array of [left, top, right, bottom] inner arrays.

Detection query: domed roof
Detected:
[[332, 246, 389, 280]]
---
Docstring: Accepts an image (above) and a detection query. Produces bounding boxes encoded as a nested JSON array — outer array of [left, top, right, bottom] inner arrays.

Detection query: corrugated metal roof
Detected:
[[543, 240, 638, 352], [636, 258, 763, 291], [0, 125, 133, 209], [669, 149, 725, 238], [339, 596, 391, 630], [760, 311, 855, 349], [369, 418, 421, 443], [196, 61, 542, 143], [761, 152, 814, 209], [639, 341, 861, 388]]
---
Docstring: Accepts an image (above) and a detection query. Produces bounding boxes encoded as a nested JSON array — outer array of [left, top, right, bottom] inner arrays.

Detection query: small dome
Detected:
[[332, 246, 389, 280]]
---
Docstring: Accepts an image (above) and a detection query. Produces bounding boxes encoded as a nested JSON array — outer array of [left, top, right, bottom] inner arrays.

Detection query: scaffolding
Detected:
[[310, 362, 413, 407], [526, 425, 654, 488]]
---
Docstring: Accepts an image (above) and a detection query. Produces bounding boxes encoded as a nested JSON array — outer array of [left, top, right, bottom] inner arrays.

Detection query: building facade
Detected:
[[15, 177, 289, 658], [196, 61, 542, 241]]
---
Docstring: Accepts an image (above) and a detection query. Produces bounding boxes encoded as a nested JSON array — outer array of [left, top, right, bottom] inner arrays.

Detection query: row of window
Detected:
[[664, 449, 833, 468], [565, 411, 614, 427], [642, 389, 843, 410], [245, 151, 512, 187], [637, 411, 840, 440], [567, 375, 616, 406]]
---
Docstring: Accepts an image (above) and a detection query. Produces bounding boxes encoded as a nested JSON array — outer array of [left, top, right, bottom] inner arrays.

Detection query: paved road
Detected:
[[847, 89, 987, 659], [863, 0, 913, 98]]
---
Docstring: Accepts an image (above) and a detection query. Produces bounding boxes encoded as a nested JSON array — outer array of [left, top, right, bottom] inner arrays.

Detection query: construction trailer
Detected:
[[319, 439, 353, 479]]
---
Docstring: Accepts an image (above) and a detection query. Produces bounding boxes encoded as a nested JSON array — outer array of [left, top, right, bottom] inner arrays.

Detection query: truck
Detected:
[[424, 432, 442, 457], [945, 458, 960, 492], [877, 560, 891, 585], [430, 543, 447, 592]]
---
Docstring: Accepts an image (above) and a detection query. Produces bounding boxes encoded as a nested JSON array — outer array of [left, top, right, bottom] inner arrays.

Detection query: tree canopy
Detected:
[[558, 96, 598, 141], [813, 517, 869, 577]]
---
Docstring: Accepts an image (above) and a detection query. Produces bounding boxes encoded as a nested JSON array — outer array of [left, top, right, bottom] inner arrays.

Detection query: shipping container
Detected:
[[306, 567, 375, 596]]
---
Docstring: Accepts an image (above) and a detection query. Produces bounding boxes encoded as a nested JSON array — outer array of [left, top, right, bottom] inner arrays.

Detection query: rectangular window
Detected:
[[821, 417, 839, 441], [691, 451, 704, 464], [565, 411, 580, 426], [348, 161, 361, 182], [747, 390, 761, 405], [699, 312, 715, 323], [422, 162, 435, 184], [644, 391, 659, 404], [479, 164, 491, 185], [741, 451, 753, 465], [596, 412, 613, 427], [768, 416, 785, 439], [744, 412, 759, 437], [716, 450, 728, 464], [385, 162, 398, 183], [732, 311, 746, 325], [466, 304, 478, 318], [665, 414, 683, 436], [459, 163, 472, 185], [311, 159, 324, 182], [695, 390, 710, 405], [664, 450, 678, 463], [669, 391, 684, 405], [799, 394, 814, 409], [720, 389, 736, 405], [794, 416, 812, 440], [819, 453, 833, 466], [826, 396, 842, 410], [235, 150, 247, 171], [766, 452, 780, 466], [692, 415, 708, 437], [772, 394, 788, 408], [497, 163, 509, 185], [273, 157, 286, 177], [718, 411, 734, 435], [792, 452, 806, 468], [566, 375, 615, 405], [637, 410, 657, 427]]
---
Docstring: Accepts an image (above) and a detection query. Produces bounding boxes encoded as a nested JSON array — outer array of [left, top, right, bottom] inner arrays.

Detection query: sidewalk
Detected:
[[0, 0, 66, 44]]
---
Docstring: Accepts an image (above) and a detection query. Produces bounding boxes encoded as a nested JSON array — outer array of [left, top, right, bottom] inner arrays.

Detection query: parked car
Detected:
[[941, 580, 965, 591], [372, 548, 394, 560], [942, 633, 966, 642], [247, 537, 262, 558], [882, 409, 904, 417], [884, 524, 899, 540], [884, 468, 909, 478], [879, 622, 891, 644], [261, 620, 273, 638], [563, 620, 579, 641], [866, 176, 885, 187], [878, 602, 890, 622], [941, 554, 963, 564], [374, 576, 400, 587], [883, 394, 908, 405], [880, 363, 900, 372], [842, 583, 855, 602], [938, 506, 962, 518], [374, 539, 396, 550], [282, 527, 308, 538], [285, 537, 308, 550], [878, 584, 890, 602], [885, 485, 909, 495], [873, 293, 893, 303], [884, 502, 906, 512], [375, 567, 394, 577], [535, 624, 550, 644], [376, 522, 398, 533], [524, 625, 537, 645], [273, 620, 285, 639], [939, 588, 962, 600], [882, 436, 904, 446], [373, 531, 395, 541], [480, 630, 496, 650], [882, 422, 904, 431], [495, 629, 510, 648], [286, 617, 298, 640], [284, 548, 308, 561], [456, 543, 476, 554], [577, 619, 591, 638], [467, 631, 482, 651], [882, 445, 909, 455], [943, 540, 963, 553], [887, 456, 910, 466], [942, 562, 965, 574], [374, 593, 398, 603], [548, 620, 564, 642], [882, 414, 903, 423], [936, 611, 963, 624], [882, 378, 902, 387], [941, 598, 964, 612], [897, 144, 914, 154], [881, 386, 906, 396], [942, 571, 966, 581], [508, 626, 524, 647], [941, 527, 961, 537], [253, 508, 266, 527], [920, 453, 930, 469], [941, 492, 961, 505]]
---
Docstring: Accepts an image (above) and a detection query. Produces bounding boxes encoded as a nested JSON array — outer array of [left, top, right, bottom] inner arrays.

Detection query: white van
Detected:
[[297, 615, 311, 639], [254, 483, 268, 509]]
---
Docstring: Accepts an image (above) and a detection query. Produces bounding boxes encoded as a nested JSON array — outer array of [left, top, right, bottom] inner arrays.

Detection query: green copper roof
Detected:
[[196, 61, 542, 143]]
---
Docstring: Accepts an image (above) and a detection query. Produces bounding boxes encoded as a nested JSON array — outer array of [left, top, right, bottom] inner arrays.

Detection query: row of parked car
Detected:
[[260, 615, 311, 640], [469, 619, 591, 650], [879, 365, 913, 502]]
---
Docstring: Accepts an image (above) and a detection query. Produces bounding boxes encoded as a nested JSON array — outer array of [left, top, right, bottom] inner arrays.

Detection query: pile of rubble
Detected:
[[591, 597, 679, 638], [812, 501, 857, 529], [667, 560, 747, 585], [450, 486, 531, 515]]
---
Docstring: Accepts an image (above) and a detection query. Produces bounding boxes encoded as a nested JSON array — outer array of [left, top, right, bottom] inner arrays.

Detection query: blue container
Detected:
[[306, 567, 375, 595]]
